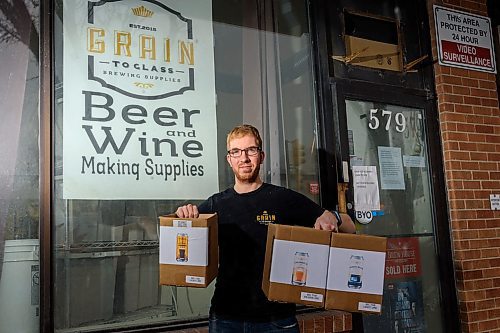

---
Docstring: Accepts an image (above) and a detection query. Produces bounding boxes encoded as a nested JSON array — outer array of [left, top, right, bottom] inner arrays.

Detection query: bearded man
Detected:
[[176, 124, 355, 333]]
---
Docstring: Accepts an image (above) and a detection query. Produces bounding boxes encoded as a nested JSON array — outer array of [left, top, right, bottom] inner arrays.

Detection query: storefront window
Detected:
[[53, 0, 320, 331], [0, 0, 40, 332]]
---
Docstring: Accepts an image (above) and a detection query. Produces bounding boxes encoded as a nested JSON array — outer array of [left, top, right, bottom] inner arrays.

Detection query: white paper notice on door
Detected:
[[352, 166, 381, 211], [378, 147, 405, 190]]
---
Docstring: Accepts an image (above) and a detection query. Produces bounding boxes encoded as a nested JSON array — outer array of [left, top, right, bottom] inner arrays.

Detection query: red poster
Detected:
[[385, 237, 421, 279]]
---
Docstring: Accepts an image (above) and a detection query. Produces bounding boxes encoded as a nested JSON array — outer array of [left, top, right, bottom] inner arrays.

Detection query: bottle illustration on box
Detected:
[[348, 255, 364, 289], [292, 251, 309, 286], [176, 233, 189, 262]]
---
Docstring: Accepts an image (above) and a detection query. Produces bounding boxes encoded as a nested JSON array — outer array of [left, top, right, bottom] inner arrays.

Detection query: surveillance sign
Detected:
[[434, 5, 496, 73]]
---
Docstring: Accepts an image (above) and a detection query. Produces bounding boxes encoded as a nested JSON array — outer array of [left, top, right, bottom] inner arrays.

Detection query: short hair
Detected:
[[226, 124, 262, 149]]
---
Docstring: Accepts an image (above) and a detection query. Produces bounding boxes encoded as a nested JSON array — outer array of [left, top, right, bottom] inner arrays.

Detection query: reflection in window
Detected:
[[0, 1, 40, 332]]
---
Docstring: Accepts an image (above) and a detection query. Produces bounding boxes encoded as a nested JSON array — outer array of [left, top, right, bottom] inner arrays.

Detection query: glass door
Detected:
[[344, 99, 445, 332]]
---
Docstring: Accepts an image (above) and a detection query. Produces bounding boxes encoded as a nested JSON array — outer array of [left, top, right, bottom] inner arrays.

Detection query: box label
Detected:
[[186, 275, 206, 285], [173, 220, 193, 227], [358, 302, 381, 312], [300, 292, 323, 303], [327, 248, 386, 295], [159, 226, 208, 266], [270, 240, 329, 289]]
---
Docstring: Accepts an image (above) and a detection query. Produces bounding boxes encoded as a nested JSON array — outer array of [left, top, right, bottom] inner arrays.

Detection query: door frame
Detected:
[[308, 0, 460, 331], [332, 79, 459, 332]]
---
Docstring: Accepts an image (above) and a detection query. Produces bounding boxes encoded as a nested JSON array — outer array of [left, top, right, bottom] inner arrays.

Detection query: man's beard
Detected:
[[234, 163, 261, 183]]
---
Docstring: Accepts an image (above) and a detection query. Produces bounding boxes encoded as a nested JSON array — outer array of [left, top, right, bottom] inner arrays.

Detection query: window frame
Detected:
[[41, 0, 325, 331]]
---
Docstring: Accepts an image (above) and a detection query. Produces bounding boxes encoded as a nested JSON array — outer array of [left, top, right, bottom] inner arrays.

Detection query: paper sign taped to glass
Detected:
[[378, 146, 406, 190], [352, 165, 381, 211]]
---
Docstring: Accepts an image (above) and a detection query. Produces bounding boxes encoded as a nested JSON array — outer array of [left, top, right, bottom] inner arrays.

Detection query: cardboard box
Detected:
[[262, 224, 331, 307], [345, 35, 402, 71], [325, 233, 387, 314], [159, 213, 218, 288]]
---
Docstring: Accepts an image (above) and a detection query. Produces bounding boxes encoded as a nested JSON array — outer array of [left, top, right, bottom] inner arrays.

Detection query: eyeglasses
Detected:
[[227, 146, 261, 158]]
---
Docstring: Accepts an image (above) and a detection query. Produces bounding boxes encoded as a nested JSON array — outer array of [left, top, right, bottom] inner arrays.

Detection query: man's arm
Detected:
[[314, 210, 356, 233]]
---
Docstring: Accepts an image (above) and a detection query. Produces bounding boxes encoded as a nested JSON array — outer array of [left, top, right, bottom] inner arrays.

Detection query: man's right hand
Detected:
[[176, 204, 199, 218]]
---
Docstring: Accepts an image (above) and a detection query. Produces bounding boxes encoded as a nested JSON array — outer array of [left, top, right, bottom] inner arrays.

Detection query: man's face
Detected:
[[226, 135, 264, 183]]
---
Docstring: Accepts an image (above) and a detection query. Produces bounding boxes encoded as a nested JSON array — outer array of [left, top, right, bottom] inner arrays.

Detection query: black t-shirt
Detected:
[[198, 183, 325, 321]]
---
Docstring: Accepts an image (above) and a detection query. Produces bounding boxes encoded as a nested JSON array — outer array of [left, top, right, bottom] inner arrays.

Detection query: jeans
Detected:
[[208, 315, 300, 333]]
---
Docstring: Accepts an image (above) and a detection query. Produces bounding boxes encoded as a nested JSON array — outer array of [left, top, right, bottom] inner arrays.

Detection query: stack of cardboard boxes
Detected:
[[262, 224, 387, 314], [159, 216, 387, 314]]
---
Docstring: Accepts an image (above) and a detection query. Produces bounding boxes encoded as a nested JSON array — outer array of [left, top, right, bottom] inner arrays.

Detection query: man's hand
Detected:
[[176, 204, 199, 218], [314, 210, 356, 233], [314, 210, 338, 232]]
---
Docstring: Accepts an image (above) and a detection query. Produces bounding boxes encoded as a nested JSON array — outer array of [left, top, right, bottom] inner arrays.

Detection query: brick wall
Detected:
[[427, 0, 500, 332]]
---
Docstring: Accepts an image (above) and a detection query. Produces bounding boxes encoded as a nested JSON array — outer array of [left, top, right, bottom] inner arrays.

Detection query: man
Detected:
[[177, 124, 355, 333]]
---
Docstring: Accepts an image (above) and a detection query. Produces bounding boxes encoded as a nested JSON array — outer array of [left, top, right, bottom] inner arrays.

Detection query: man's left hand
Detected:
[[314, 210, 356, 233]]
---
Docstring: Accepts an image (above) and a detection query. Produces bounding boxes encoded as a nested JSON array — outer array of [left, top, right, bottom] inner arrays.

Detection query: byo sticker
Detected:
[[355, 210, 373, 224]]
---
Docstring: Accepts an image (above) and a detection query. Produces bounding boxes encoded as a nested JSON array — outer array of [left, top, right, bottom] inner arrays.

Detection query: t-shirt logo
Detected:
[[256, 210, 276, 225]]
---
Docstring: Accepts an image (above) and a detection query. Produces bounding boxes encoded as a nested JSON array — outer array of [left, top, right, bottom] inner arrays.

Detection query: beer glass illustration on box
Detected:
[[176, 233, 189, 262], [347, 255, 364, 289], [292, 251, 309, 286]]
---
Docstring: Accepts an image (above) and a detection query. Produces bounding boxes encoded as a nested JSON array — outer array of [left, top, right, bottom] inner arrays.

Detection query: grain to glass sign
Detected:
[[434, 5, 496, 73], [63, 0, 218, 199]]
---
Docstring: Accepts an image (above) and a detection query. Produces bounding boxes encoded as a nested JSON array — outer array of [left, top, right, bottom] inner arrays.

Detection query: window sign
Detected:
[[378, 146, 405, 190], [385, 238, 421, 280], [352, 165, 381, 211], [403, 155, 425, 168], [63, 0, 218, 199], [434, 5, 496, 73]]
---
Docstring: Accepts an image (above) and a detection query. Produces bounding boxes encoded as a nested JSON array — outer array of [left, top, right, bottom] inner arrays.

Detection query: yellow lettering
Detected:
[[140, 35, 156, 60], [114, 31, 131, 57], [87, 28, 105, 53], [164, 38, 171, 62], [179, 41, 194, 65], [88, 28, 195, 64]]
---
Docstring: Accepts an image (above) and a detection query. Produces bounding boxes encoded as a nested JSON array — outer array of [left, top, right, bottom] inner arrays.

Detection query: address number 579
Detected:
[[368, 109, 406, 133]]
